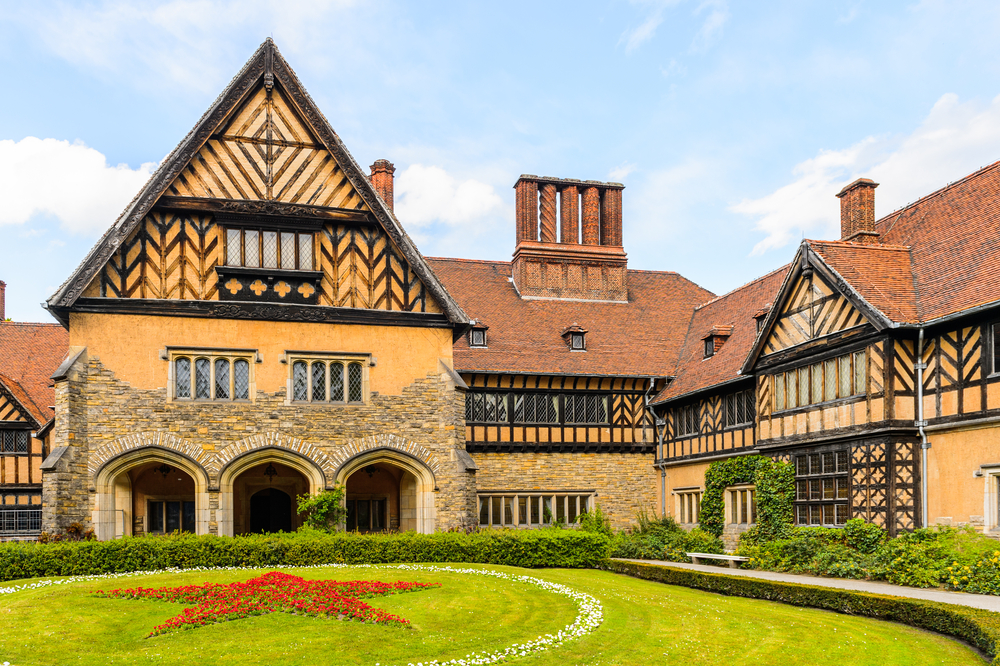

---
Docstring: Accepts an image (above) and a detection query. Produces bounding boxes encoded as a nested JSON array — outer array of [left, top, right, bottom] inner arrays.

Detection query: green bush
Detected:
[[700, 455, 794, 541], [0, 529, 612, 582], [604, 559, 1000, 665], [611, 518, 724, 564], [577, 504, 613, 538], [844, 517, 885, 553], [948, 550, 1000, 595]]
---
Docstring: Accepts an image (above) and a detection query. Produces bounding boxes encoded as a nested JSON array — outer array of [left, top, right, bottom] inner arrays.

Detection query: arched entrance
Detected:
[[249, 487, 293, 533], [336, 449, 436, 533], [93, 448, 210, 540], [218, 449, 326, 536]]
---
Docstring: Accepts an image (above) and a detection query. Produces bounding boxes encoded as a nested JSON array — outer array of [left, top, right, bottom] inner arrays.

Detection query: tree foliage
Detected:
[[296, 485, 348, 531]]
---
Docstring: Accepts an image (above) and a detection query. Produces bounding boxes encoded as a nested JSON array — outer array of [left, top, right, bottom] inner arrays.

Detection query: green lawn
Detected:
[[0, 565, 984, 666]]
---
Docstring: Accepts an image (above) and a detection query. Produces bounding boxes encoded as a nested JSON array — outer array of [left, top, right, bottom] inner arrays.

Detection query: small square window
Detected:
[[571, 333, 585, 350], [470, 328, 487, 347]]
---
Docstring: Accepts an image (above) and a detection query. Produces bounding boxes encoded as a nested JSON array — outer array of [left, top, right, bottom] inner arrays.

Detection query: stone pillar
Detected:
[[601, 187, 623, 247], [369, 159, 395, 212], [539, 183, 557, 243], [581, 185, 601, 245], [560, 185, 579, 244], [515, 178, 539, 244]]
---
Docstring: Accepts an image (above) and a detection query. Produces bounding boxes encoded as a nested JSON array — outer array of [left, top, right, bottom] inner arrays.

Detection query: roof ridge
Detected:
[[694, 264, 789, 311], [878, 158, 1000, 226], [807, 239, 912, 252]]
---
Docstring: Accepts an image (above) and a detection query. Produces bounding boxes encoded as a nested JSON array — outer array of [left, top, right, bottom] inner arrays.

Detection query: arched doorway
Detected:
[[218, 450, 326, 536], [336, 449, 436, 534], [249, 487, 293, 533], [93, 448, 210, 540]]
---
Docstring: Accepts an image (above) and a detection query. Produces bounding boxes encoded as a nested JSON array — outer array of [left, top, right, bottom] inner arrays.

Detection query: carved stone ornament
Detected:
[[218, 200, 324, 217]]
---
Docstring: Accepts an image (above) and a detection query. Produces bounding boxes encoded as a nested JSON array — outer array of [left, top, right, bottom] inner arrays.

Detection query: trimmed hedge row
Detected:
[[604, 559, 1000, 665], [0, 529, 611, 582]]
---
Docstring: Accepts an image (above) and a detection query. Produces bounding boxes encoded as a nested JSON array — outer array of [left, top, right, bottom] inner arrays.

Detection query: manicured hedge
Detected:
[[0, 529, 611, 582], [605, 559, 1000, 665]]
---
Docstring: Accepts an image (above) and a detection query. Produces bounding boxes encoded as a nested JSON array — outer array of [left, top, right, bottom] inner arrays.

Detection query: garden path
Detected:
[[612, 558, 1000, 612]]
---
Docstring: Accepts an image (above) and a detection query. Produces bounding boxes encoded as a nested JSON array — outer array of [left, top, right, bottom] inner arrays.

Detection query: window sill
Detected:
[[772, 395, 866, 416]]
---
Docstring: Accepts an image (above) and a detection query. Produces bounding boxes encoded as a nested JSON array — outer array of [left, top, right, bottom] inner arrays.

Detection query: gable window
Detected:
[[288, 354, 368, 404], [772, 349, 866, 412], [171, 349, 254, 402], [225, 228, 314, 271], [724, 389, 755, 428]]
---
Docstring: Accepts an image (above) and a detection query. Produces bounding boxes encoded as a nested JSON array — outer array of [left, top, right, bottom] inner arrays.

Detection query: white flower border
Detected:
[[0, 563, 603, 666]]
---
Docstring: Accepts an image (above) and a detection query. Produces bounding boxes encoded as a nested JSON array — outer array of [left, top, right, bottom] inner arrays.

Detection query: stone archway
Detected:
[[93, 446, 211, 540], [335, 448, 437, 534], [217, 447, 326, 536]]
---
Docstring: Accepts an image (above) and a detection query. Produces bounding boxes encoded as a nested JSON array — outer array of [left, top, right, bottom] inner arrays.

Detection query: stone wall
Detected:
[[43, 354, 474, 535], [470, 451, 658, 530]]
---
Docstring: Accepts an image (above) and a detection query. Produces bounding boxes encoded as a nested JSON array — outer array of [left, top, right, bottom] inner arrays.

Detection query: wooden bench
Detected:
[[686, 552, 749, 569]]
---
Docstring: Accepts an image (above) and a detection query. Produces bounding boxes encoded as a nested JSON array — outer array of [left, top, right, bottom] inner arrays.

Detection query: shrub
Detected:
[[578, 504, 613, 538], [844, 518, 885, 554], [604, 559, 1000, 666], [296, 486, 347, 531], [0, 529, 612, 582], [611, 514, 723, 564], [947, 551, 1000, 595]]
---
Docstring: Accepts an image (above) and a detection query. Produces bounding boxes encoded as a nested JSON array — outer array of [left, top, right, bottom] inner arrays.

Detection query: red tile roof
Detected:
[[0, 322, 68, 424], [807, 241, 920, 323], [652, 266, 787, 404], [427, 257, 715, 377]]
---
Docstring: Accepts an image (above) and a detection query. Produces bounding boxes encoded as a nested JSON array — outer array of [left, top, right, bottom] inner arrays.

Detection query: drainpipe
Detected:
[[916, 328, 930, 528], [645, 378, 668, 517]]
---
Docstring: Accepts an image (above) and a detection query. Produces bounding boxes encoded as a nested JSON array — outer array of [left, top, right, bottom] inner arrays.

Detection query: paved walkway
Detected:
[[612, 558, 1000, 612]]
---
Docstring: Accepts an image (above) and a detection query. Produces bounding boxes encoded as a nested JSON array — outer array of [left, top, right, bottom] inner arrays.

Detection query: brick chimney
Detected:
[[0, 280, 5, 320], [511, 175, 627, 302], [837, 178, 879, 244], [370, 159, 396, 213]]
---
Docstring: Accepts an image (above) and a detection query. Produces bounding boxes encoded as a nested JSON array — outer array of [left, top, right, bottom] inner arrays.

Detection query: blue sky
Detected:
[[3, 1, 1000, 322]]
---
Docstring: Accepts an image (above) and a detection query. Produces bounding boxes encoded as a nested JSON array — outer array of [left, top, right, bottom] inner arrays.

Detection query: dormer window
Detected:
[[702, 325, 733, 359], [562, 324, 588, 351], [470, 324, 488, 348]]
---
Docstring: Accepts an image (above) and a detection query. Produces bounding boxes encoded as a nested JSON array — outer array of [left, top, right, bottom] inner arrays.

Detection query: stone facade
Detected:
[[470, 451, 658, 530], [42, 353, 475, 535]]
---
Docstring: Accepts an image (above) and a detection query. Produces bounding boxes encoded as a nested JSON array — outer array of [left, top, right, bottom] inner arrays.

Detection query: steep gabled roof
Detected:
[[427, 257, 715, 377], [807, 241, 919, 323], [652, 266, 786, 405], [0, 322, 68, 424], [47, 39, 468, 328]]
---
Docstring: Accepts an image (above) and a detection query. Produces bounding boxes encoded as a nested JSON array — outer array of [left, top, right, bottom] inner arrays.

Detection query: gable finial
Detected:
[[264, 40, 274, 92]]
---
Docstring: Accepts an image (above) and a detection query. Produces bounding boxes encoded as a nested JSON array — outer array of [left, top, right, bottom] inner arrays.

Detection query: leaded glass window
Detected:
[[512, 394, 557, 423], [195, 358, 211, 399], [175, 357, 191, 399], [244, 230, 259, 266], [262, 231, 278, 268], [280, 232, 296, 270], [794, 447, 850, 527], [225, 229, 315, 270], [298, 234, 313, 271], [853, 350, 866, 395], [234, 360, 250, 400], [214, 359, 230, 400], [311, 362, 326, 401], [775, 350, 869, 411], [330, 362, 345, 402], [226, 229, 241, 265], [0, 431, 29, 453], [348, 363, 363, 402], [292, 361, 308, 401], [564, 394, 609, 424]]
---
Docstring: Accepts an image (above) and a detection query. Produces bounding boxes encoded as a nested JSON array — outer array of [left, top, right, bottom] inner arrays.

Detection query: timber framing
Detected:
[[47, 38, 470, 330], [157, 196, 374, 227], [52, 298, 453, 330]]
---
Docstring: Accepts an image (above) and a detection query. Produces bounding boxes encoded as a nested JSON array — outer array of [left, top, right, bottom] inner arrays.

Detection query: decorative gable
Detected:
[[761, 269, 868, 357], [50, 39, 469, 333]]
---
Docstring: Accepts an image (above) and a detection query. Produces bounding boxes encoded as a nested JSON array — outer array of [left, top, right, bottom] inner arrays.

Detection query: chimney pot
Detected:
[[836, 178, 879, 244], [369, 159, 396, 213]]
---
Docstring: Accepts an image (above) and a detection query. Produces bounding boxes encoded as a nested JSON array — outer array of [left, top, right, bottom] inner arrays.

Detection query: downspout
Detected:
[[916, 328, 930, 528], [645, 378, 668, 517]]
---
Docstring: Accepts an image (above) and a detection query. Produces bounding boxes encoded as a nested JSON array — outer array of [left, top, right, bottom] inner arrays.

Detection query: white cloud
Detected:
[[12, 0, 358, 93], [732, 93, 1000, 254], [608, 162, 637, 181], [0, 137, 157, 233], [394, 164, 506, 228], [690, 0, 729, 52], [620, 0, 683, 53]]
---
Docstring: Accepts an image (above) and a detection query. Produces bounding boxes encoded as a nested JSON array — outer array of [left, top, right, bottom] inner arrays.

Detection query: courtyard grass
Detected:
[[0, 565, 986, 666]]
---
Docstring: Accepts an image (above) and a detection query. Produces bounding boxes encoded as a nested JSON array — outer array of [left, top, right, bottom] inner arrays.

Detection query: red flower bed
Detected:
[[95, 571, 440, 636]]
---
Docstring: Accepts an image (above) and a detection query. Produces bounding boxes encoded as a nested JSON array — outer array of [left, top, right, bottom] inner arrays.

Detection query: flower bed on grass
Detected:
[[96, 571, 439, 636], [3, 564, 604, 666]]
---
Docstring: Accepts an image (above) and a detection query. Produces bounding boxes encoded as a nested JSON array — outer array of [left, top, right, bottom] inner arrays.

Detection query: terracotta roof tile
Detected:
[[0, 322, 68, 423], [427, 257, 715, 377], [807, 241, 920, 323], [652, 266, 787, 404]]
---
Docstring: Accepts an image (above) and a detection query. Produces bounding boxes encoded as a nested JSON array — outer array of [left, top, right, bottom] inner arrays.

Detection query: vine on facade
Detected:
[[699, 455, 795, 542]]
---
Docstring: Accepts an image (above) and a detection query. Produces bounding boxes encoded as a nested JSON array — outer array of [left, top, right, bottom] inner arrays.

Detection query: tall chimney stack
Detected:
[[837, 178, 879, 244], [511, 175, 627, 302], [0, 280, 5, 321], [370, 159, 396, 213]]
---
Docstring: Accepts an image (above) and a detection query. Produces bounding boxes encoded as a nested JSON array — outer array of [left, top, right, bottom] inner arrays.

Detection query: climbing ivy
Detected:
[[699, 455, 795, 542]]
